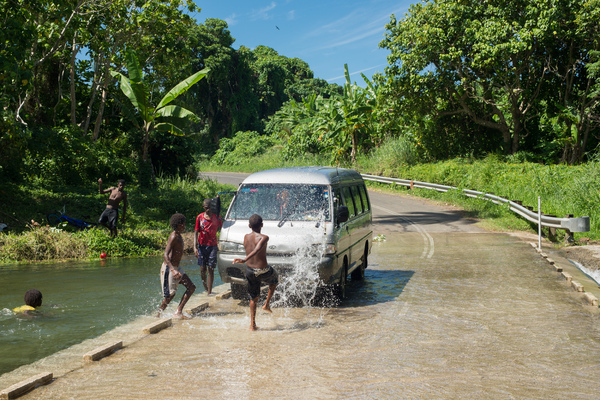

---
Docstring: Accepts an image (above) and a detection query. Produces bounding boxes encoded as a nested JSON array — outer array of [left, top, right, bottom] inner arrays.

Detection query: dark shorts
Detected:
[[198, 245, 218, 269], [99, 208, 118, 229], [245, 265, 278, 300]]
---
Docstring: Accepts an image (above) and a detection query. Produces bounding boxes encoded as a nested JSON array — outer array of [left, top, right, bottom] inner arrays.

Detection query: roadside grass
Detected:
[[0, 176, 233, 264]]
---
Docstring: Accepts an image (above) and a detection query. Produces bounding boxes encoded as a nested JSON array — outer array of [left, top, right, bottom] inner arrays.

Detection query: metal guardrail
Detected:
[[361, 174, 590, 233]]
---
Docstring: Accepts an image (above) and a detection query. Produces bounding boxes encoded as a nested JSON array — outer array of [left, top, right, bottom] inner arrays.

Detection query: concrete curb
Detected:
[[143, 318, 173, 334], [0, 372, 52, 400], [531, 242, 600, 307], [83, 341, 123, 362], [187, 302, 209, 315]]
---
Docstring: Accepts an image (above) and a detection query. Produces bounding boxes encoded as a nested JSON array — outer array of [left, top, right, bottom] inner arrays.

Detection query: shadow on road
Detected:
[[343, 269, 415, 307], [374, 210, 479, 227]]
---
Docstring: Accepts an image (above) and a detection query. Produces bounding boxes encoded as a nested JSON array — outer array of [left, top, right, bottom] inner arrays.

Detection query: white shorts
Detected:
[[160, 263, 183, 298]]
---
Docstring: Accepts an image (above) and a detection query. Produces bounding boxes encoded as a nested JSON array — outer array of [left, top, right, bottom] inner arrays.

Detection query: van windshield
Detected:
[[227, 184, 331, 222]]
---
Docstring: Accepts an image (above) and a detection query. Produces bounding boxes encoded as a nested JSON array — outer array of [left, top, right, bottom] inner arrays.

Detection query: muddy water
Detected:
[[12, 231, 600, 399]]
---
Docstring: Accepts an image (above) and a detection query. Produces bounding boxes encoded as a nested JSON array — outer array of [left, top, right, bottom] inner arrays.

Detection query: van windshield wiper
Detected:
[[278, 197, 300, 227]]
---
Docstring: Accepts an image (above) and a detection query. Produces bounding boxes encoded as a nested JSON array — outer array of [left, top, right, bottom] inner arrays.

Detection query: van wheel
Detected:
[[336, 261, 348, 300], [351, 245, 368, 281], [231, 283, 246, 300]]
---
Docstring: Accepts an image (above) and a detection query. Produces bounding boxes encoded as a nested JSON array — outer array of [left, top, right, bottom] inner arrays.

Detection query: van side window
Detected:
[[342, 187, 356, 218], [351, 186, 363, 214], [358, 185, 370, 211]]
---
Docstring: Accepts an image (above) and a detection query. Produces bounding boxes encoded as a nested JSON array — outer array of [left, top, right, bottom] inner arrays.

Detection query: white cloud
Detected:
[[251, 2, 277, 21], [304, 7, 404, 51], [225, 13, 238, 26]]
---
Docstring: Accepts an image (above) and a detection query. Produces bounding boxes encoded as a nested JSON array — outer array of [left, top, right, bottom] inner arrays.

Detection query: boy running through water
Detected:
[[233, 214, 278, 331], [157, 213, 196, 319], [194, 198, 222, 295]]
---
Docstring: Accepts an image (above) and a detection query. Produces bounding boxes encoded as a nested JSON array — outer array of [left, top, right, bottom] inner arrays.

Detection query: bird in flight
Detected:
[[276, 26, 280, 30]]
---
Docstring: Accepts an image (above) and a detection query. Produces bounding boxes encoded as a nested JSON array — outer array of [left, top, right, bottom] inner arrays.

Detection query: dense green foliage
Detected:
[[378, 0, 600, 163]]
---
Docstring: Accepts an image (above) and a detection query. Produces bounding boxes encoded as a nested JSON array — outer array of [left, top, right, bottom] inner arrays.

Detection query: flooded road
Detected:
[[13, 230, 600, 399], [4, 177, 600, 399]]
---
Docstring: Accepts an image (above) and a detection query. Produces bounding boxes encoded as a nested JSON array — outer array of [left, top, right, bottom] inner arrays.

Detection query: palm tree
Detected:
[[110, 49, 209, 183]]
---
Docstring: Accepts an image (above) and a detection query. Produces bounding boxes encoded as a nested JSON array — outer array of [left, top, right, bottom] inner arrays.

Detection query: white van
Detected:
[[217, 166, 372, 300]]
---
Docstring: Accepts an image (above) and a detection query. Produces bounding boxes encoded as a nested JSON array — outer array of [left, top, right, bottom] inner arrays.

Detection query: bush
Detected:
[[211, 131, 275, 165]]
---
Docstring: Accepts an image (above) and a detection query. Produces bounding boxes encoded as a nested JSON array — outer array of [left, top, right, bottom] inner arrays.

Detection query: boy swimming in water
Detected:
[[233, 214, 278, 331], [13, 289, 43, 314], [157, 213, 196, 319]]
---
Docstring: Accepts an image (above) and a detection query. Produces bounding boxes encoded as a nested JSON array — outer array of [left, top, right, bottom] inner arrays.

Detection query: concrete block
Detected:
[[143, 318, 172, 334], [0, 372, 52, 399], [83, 341, 123, 362], [553, 264, 563, 273], [216, 291, 232, 300], [546, 258, 555, 265], [583, 293, 599, 307], [562, 272, 572, 282], [187, 302, 209, 315], [571, 281, 584, 292], [540, 252, 548, 258]]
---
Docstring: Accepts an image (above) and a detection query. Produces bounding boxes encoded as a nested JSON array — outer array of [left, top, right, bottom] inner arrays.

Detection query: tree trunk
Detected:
[[92, 59, 111, 141], [70, 36, 78, 128]]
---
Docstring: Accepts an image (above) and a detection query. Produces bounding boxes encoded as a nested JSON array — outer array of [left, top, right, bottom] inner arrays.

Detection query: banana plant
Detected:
[[110, 48, 210, 164]]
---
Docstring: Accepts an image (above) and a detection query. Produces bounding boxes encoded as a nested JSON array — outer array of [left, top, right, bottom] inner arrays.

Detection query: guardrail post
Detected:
[[410, 180, 414, 190], [564, 214, 575, 245], [546, 215, 557, 242]]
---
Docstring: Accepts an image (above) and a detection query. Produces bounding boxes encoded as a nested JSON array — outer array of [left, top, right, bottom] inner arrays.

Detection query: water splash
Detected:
[[272, 217, 339, 316]]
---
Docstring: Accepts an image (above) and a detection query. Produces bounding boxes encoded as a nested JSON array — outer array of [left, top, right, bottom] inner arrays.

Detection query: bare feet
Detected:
[[262, 305, 272, 313], [250, 324, 259, 331], [173, 313, 190, 320]]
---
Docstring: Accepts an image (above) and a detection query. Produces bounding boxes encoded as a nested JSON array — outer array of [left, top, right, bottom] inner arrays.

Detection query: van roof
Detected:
[[242, 167, 363, 185]]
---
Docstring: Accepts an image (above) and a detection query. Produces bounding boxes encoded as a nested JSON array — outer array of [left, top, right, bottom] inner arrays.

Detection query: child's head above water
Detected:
[[24, 289, 43, 308]]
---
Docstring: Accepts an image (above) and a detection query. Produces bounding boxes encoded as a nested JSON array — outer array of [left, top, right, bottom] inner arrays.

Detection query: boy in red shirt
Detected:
[[194, 198, 222, 295]]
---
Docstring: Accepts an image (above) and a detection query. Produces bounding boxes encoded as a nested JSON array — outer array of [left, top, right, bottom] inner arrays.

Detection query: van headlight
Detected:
[[219, 241, 245, 252], [323, 244, 336, 255]]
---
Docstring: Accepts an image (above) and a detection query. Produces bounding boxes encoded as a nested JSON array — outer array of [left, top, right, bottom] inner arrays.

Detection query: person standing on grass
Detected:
[[157, 213, 196, 319], [194, 198, 222, 295], [233, 214, 278, 331], [97, 178, 127, 237]]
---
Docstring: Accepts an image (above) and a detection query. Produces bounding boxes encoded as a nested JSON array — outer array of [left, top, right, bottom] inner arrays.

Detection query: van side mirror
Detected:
[[337, 206, 349, 224]]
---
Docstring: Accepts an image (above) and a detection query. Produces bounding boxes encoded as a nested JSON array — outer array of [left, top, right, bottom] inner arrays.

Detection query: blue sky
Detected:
[[189, 1, 411, 86]]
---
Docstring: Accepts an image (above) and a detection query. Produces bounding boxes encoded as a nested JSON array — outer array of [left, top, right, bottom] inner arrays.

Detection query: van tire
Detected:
[[336, 260, 348, 300], [351, 244, 368, 281], [231, 283, 246, 300]]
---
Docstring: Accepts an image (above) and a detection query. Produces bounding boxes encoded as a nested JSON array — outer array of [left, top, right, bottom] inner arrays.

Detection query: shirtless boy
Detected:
[[157, 213, 196, 319], [233, 214, 278, 331], [98, 178, 127, 237]]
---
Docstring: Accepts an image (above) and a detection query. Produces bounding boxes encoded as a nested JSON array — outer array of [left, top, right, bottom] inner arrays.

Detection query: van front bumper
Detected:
[[217, 252, 337, 286]]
